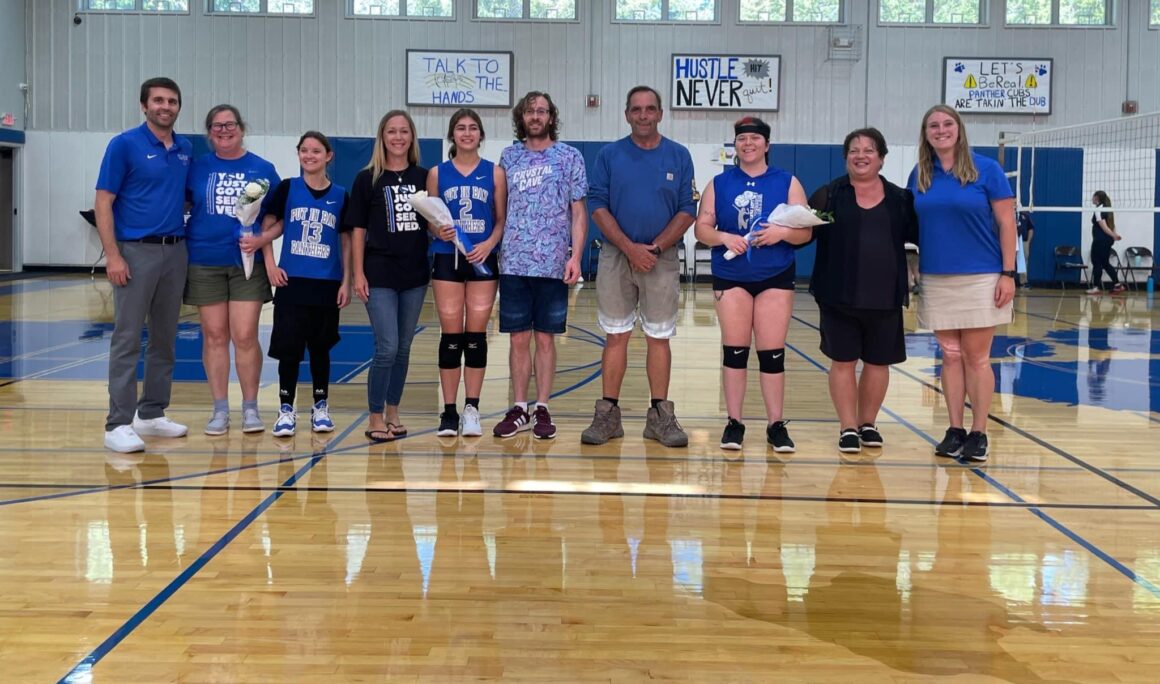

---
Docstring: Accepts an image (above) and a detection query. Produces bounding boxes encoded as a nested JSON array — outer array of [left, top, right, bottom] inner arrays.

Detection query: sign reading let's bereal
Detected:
[[943, 58, 1053, 115], [671, 54, 781, 111]]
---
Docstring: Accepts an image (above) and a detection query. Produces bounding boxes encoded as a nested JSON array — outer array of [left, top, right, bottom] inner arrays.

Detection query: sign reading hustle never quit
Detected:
[[671, 54, 781, 111]]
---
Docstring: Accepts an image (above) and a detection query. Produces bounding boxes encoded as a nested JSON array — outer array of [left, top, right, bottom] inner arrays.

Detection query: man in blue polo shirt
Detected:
[[95, 77, 193, 453], [580, 85, 696, 448]]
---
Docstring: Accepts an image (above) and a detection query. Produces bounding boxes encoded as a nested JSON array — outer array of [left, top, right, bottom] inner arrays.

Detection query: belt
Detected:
[[125, 235, 184, 245]]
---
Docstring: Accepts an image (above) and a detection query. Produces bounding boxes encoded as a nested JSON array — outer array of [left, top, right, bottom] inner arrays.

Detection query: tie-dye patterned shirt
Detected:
[[499, 141, 588, 279]]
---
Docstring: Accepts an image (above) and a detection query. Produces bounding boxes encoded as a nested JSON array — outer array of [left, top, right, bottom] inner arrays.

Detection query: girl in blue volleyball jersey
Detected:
[[425, 108, 507, 438], [693, 116, 811, 454], [248, 131, 351, 437]]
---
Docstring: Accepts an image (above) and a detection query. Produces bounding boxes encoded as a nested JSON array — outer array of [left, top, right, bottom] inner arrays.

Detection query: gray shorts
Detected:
[[595, 242, 680, 339], [184, 262, 273, 306]]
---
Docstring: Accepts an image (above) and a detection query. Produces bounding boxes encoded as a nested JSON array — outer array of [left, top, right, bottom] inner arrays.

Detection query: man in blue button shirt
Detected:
[[95, 77, 193, 453]]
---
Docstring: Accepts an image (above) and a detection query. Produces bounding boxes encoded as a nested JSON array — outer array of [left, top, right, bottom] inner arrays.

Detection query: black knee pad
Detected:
[[438, 333, 465, 370], [757, 348, 786, 374], [463, 331, 488, 369], [723, 345, 750, 369]]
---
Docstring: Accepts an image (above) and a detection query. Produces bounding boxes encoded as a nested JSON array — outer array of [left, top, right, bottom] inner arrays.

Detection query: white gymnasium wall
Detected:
[[19, 0, 1160, 266]]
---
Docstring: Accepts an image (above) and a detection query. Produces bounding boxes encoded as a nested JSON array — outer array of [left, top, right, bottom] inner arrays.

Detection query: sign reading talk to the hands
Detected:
[[671, 54, 781, 111], [406, 50, 513, 108]]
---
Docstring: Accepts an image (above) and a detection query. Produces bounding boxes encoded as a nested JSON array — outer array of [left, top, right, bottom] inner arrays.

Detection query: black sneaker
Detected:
[[838, 429, 861, 453], [436, 411, 459, 437], [934, 427, 968, 457], [720, 418, 745, 451], [858, 424, 883, 447], [767, 421, 795, 453], [961, 431, 989, 463]]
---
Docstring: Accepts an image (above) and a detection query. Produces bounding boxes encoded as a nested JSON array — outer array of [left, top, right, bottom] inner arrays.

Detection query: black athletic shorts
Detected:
[[267, 303, 341, 361], [818, 302, 906, 366], [712, 266, 795, 296], [431, 252, 500, 282]]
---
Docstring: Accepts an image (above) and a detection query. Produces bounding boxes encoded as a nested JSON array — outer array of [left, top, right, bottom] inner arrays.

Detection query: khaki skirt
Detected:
[[917, 273, 1013, 331]]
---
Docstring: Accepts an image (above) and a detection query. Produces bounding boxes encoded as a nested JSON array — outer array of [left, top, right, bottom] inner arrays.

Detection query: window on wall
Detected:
[[1006, 0, 1111, 25], [350, 0, 453, 17], [476, 0, 577, 19], [879, 0, 981, 24], [1152, 0, 1160, 25], [83, 0, 189, 10], [615, 0, 717, 22], [210, 0, 313, 14], [739, 0, 840, 22]]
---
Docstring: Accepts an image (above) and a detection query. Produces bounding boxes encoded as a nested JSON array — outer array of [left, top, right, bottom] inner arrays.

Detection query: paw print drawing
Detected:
[[1035, 64, 1048, 76], [954, 62, 965, 73]]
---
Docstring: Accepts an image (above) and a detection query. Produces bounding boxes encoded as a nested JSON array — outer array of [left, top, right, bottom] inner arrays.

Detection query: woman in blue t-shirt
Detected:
[[425, 108, 507, 439], [693, 116, 811, 455], [1086, 190, 1125, 294], [184, 105, 280, 436], [908, 105, 1017, 464]]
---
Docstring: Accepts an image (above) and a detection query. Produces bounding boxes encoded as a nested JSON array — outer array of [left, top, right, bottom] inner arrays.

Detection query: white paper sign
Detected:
[[671, 54, 780, 111], [406, 50, 513, 108], [943, 58, 1053, 115]]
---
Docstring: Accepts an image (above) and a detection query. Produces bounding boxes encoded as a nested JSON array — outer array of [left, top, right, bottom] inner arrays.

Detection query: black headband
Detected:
[[734, 120, 770, 140]]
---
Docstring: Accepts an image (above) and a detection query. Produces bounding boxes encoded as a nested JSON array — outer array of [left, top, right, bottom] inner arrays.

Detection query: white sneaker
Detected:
[[461, 405, 482, 437], [273, 404, 296, 437], [132, 413, 188, 438], [105, 425, 146, 453]]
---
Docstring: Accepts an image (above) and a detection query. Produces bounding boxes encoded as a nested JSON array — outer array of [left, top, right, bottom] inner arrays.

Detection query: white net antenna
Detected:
[[1000, 111, 1160, 214]]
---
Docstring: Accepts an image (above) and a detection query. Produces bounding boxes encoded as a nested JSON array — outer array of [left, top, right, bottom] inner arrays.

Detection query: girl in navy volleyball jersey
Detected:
[[251, 131, 351, 437], [693, 116, 811, 454], [426, 108, 507, 438]]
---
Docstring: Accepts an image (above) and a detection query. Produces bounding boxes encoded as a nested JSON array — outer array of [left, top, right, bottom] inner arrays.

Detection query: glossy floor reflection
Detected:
[[1, 275, 1159, 682]]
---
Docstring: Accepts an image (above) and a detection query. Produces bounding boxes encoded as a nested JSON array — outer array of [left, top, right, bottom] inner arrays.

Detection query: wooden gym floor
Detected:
[[0, 274, 1158, 682]]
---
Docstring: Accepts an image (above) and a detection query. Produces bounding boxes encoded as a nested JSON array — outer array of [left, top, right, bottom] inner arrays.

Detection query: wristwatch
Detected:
[[999, 270, 1017, 279]]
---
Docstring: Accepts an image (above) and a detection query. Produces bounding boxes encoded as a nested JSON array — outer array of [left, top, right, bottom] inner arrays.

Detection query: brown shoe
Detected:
[[580, 399, 623, 445], [643, 400, 688, 448]]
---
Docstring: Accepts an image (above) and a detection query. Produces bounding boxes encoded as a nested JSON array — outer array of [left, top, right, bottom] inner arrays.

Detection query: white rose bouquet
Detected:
[[234, 179, 270, 279], [723, 203, 832, 261], [409, 191, 492, 276]]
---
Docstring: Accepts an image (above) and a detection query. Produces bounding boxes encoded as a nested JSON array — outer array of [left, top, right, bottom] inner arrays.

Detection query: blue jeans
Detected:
[[365, 285, 427, 412]]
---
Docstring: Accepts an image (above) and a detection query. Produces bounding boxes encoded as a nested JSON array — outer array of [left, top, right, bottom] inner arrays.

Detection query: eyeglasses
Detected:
[[210, 121, 239, 132], [525, 108, 550, 116]]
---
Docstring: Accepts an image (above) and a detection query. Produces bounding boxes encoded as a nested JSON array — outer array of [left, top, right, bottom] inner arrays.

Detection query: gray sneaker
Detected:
[[643, 400, 688, 448], [241, 407, 265, 433], [204, 411, 230, 436], [580, 399, 624, 445]]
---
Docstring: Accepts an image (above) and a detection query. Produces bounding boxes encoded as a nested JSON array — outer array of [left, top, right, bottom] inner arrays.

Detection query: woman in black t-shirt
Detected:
[[1087, 190, 1124, 294], [348, 110, 430, 443]]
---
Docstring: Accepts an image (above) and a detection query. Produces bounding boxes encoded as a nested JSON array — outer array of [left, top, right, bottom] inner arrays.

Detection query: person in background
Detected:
[[1087, 191, 1125, 295]]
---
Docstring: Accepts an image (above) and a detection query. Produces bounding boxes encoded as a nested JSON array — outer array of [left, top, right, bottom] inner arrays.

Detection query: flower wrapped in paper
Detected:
[[234, 179, 270, 279], [409, 191, 492, 276], [723, 203, 832, 261]]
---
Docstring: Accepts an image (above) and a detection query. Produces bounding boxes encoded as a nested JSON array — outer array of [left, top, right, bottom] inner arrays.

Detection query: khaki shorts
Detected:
[[184, 262, 273, 306], [595, 243, 680, 339]]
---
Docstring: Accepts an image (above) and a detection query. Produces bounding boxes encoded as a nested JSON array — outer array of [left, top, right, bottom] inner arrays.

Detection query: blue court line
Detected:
[[57, 417, 363, 684], [57, 330, 608, 680], [791, 314, 1160, 508], [785, 328, 1160, 600]]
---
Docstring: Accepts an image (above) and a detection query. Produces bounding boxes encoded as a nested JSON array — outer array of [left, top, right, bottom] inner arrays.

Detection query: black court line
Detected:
[[791, 314, 1160, 508], [119, 483, 1160, 510]]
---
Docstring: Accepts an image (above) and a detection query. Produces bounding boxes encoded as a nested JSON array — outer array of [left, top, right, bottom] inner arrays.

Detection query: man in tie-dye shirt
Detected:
[[492, 91, 588, 441]]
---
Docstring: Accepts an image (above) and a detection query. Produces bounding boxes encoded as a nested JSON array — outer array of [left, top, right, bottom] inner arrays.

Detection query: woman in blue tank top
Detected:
[[425, 109, 507, 438], [693, 117, 811, 454], [249, 131, 352, 438]]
